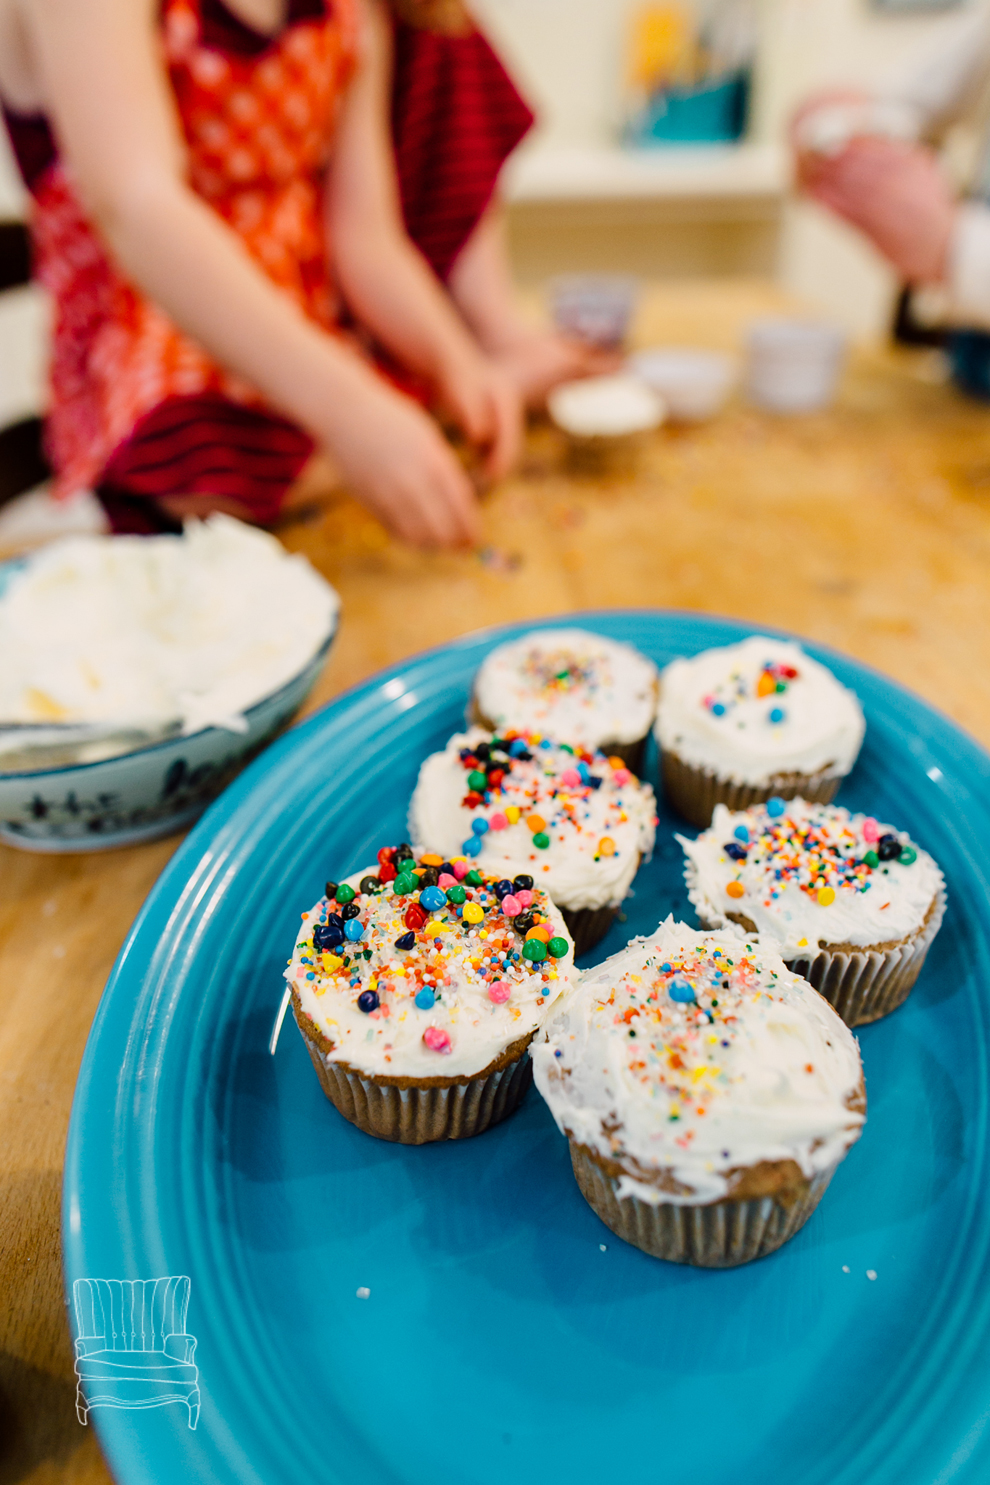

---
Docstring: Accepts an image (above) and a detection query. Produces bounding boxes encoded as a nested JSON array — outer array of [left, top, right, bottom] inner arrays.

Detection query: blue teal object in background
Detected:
[[629, 70, 750, 145], [64, 611, 990, 1485], [948, 329, 990, 401]]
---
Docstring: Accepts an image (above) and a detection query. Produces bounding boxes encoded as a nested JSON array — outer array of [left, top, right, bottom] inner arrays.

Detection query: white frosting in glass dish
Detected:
[[532, 918, 865, 1207], [289, 854, 576, 1081], [679, 799, 945, 959], [409, 727, 658, 912], [655, 636, 865, 787], [473, 628, 659, 750], [0, 515, 339, 735]]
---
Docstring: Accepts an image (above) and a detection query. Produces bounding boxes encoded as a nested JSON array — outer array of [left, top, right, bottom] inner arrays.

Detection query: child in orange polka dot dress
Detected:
[[0, 0, 552, 546]]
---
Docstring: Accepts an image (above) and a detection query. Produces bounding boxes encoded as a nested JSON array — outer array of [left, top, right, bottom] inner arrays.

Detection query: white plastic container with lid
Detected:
[[744, 320, 847, 415]]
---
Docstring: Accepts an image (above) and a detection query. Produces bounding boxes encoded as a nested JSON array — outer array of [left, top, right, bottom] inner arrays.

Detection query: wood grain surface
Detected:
[[3, 279, 990, 1484]]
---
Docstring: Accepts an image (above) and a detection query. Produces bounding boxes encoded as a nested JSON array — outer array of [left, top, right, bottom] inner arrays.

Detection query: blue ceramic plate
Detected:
[[64, 612, 990, 1485]]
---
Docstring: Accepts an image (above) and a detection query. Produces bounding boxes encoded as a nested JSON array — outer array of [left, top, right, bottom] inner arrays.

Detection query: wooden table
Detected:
[[4, 280, 990, 1483]]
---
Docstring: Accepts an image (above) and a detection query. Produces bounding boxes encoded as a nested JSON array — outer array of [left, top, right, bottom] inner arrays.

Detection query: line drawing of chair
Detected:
[[72, 1276, 200, 1430]]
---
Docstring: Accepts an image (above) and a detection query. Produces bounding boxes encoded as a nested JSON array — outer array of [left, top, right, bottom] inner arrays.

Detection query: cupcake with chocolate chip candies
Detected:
[[409, 728, 658, 956], [532, 918, 865, 1268], [287, 845, 577, 1144], [679, 797, 946, 1027], [471, 629, 659, 774], [656, 635, 865, 828]]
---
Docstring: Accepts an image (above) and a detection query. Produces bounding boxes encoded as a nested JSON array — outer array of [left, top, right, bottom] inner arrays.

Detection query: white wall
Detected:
[[473, 0, 646, 147]]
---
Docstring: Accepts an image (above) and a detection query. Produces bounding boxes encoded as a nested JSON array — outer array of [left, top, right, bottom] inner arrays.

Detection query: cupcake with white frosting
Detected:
[[288, 844, 577, 1144], [532, 918, 865, 1268], [409, 727, 658, 955], [471, 628, 659, 774], [679, 797, 946, 1027], [656, 635, 865, 827]]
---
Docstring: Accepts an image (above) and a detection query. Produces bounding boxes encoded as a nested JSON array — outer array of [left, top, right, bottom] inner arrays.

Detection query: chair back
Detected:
[[72, 1277, 191, 1352]]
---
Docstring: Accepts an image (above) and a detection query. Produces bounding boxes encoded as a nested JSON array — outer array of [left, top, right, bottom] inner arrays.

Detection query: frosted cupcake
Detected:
[[410, 728, 658, 955], [679, 797, 946, 1027], [532, 919, 865, 1268], [656, 636, 865, 827], [288, 845, 577, 1144], [471, 628, 659, 774]]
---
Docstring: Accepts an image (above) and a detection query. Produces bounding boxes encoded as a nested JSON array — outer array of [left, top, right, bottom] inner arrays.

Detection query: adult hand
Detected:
[[791, 88, 875, 188], [803, 135, 957, 284], [324, 378, 482, 549]]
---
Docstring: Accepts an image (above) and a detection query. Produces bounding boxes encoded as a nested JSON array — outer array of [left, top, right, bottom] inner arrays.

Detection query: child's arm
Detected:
[[448, 204, 621, 409], [23, 0, 481, 547], [327, 0, 521, 481]]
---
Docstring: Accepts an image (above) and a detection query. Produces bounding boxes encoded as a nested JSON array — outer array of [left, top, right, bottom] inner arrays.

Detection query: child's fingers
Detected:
[[483, 380, 523, 482], [401, 449, 481, 550]]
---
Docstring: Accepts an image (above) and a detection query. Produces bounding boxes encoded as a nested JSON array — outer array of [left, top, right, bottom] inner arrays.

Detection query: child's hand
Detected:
[[324, 379, 482, 549], [494, 332, 623, 411], [436, 351, 524, 484]]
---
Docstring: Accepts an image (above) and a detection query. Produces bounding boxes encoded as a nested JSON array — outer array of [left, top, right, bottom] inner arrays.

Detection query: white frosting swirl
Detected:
[[0, 514, 339, 734], [679, 799, 944, 959], [289, 858, 577, 1080], [532, 918, 865, 1207], [655, 636, 864, 786], [474, 629, 659, 749], [409, 728, 658, 912]]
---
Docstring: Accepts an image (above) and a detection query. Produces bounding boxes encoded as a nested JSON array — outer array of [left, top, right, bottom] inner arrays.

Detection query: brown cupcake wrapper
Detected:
[[784, 882, 948, 1027], [560, 903, 619, 957], [661, 747, 843, 829], [296, 1015, 534, 1144], [468, 695, 649, 779], [569, 1141, 836, 1268]]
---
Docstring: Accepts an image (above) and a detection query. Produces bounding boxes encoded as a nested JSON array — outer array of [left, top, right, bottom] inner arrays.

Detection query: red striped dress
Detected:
[[1, 0, 533, 532]]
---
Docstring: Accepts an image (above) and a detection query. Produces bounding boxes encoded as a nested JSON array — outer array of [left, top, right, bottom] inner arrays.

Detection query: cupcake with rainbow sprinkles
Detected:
[[471, 628, 659, 774], [409, 727, 657, 955], [656, 635, 865, 827], [679, 797, 946, 1027], [532, 919, 865, 1268], [288, 844, 577, 1144]]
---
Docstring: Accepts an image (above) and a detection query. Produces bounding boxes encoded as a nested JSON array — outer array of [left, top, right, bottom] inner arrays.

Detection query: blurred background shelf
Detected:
[[504, 139, 789, 285], [505, 141, 788, 203]]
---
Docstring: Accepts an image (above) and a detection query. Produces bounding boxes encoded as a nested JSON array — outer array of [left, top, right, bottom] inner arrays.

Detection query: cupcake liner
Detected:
[[784, 882, 947, 1028], [569, 1141, 836, 1268], [468, 696, 649, 779], [295, 1010, 534, 1144], [661, 747, 842, 829], [562, 431, 648, 478], [560, 903, 619, 957]]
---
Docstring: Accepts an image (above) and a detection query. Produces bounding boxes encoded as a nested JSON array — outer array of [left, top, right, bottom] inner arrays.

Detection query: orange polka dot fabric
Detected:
[[33, 0, 356, 501]]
